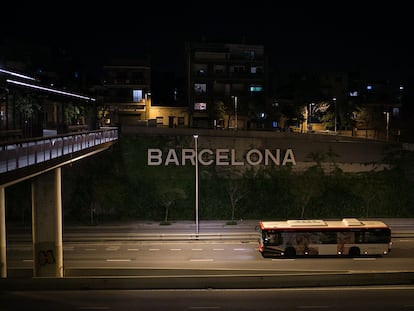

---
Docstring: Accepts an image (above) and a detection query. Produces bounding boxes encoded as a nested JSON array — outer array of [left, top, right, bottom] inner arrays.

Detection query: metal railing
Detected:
[[0, 127, 118, 174]]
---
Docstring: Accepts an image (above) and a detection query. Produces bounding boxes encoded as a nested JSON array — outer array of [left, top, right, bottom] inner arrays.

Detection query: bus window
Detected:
[[364, 229, 391, 243], [263, 232, 282, 245]]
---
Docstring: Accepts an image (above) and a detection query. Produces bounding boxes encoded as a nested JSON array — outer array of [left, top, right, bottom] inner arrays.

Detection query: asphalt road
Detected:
[[2, 218, 414, 290]]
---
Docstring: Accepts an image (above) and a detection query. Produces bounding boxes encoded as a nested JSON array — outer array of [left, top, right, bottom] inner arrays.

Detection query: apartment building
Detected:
[[99, 60, 151, 127], [185, 42, 266, 129]]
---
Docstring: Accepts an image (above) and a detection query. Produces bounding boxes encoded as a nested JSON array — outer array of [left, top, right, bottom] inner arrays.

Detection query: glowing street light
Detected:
[[193, 134, 199, 236]]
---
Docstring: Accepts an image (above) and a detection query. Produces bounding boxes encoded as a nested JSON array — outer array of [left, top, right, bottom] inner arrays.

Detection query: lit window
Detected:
[[250, 85, 263, 92], [194, 83, 206, 93], [156, 116, 163, 124], [393, 107, 399, 117], [194, 102, 207, 111], [133, 89, 142, 102]]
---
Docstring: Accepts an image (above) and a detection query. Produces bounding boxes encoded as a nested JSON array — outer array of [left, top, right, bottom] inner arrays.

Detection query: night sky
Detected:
[[2, 2, 413, 80]]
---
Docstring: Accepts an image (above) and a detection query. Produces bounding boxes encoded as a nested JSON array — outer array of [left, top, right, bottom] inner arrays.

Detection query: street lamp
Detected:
[[308, 102, 314, 132], [333, 97, 337, 133], [193, 134, 199, 236], [384, 111, 390, 140], [232, 96, 238, 130]]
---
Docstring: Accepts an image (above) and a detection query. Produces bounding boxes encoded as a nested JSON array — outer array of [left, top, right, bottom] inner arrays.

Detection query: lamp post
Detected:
[[308, 103, 314, 132], [232, 96, 238, 130], [333, 97, 337, 133], [193, 134, 199, 236], [384, 111, 390, 141], [234, 96, 238, 130]]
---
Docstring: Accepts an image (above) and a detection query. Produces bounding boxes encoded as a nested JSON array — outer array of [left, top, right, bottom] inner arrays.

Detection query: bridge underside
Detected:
[[0, 140, 116, 278]]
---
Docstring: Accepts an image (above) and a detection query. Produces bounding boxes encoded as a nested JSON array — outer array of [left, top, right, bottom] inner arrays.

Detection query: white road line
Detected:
[[106, 259, 131, 262], [170, 248, 182, 251], [213, 248, 224, 251], [149, 248, 160, 251], [105, 246, 120, 251], [234, 248, 245, 251], [22, 259, 33, 262], [353, 258, 377, 261], [192, 248, 203, 251], [127, 248, 139, 251]]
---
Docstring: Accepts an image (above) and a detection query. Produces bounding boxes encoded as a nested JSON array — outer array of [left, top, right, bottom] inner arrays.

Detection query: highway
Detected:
[[5, 219, 414, 281]]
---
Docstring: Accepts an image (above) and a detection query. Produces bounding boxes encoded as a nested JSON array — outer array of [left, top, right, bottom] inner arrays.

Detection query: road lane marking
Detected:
[[234, 248, 245, 251], [353, 258, 377, 261], [127, 248, 139, 251], [213, 248, 224, 251], [170, 248, 182, 251], [105, 246, 120, 251], [149, 248, 160, 251], [106, 259, 131, 262], [22, 259, 33, 262], [192, 248, 203, 251]]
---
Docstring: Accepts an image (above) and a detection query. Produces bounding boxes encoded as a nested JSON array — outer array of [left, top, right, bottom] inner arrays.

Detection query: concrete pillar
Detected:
[[32, 168, 63, 277], [0, 186, 6, 278]]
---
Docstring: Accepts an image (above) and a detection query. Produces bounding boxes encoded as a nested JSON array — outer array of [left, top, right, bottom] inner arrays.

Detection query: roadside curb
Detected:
[[1, 271, 413, 290]]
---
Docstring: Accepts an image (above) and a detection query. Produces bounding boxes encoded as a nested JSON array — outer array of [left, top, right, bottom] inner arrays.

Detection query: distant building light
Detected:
[[194, 102, 207, 111], [367, 85, 373, 90], [399, 85, 404, 90], [250, 85, 262, 92], [349, 91, 358, 97]]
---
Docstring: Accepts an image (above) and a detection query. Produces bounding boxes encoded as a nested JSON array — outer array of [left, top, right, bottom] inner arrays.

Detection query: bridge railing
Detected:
[[0, 127, 118, 174]]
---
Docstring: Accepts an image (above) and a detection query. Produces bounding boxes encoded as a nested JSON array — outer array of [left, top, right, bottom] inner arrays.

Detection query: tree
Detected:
[[222, 168, 248, 224], [159, 188, 187, 224], [209, 100, 226, 128]]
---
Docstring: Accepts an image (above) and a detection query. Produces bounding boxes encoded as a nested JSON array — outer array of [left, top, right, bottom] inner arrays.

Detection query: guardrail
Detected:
[[0, 127, 118, 174]]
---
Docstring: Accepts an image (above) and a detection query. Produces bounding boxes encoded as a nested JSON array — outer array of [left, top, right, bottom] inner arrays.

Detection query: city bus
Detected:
[[258, 218, 392, 258]]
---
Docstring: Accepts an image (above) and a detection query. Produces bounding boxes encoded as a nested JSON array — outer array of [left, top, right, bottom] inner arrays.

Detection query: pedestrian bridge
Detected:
[[0, 127, 118, 186], [0, 127, 118, 279]]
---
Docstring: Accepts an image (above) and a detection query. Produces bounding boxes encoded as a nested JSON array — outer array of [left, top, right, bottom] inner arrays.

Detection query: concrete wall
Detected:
[[122, 127, 403, 173]]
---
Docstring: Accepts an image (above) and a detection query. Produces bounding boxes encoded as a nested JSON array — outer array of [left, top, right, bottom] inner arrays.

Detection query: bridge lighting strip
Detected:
[[0, 68, 37, 81], [6, 79, 96, 101]]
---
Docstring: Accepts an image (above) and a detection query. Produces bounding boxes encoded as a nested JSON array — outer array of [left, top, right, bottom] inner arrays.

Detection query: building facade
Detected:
[[185, 42, 266, 129]]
